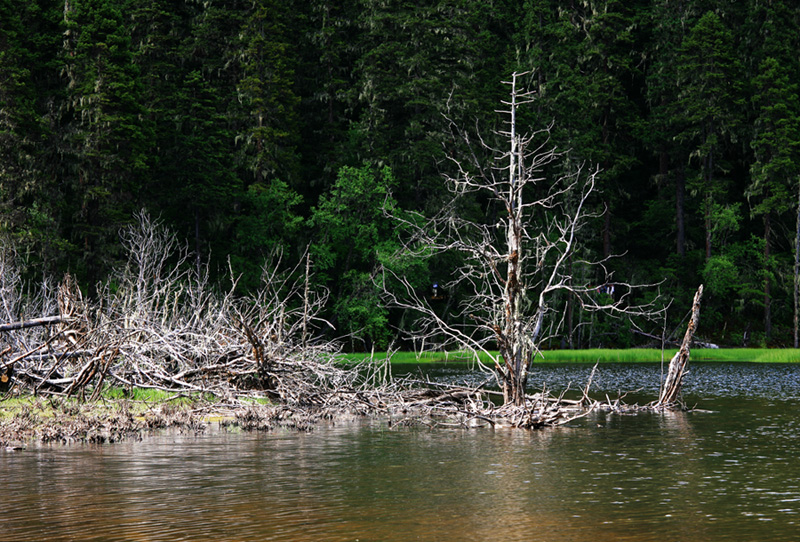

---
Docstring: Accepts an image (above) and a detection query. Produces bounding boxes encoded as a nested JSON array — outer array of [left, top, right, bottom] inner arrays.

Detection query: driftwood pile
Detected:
[[0, 215, 703, 436], [0, 271, 355, 407], [0, 214, 360, 411], [0, 214, 592, 431]]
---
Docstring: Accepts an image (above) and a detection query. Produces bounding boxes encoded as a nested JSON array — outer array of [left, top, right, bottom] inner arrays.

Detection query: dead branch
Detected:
[[652, 285, 703, 409], [0, 316, 65, 332]]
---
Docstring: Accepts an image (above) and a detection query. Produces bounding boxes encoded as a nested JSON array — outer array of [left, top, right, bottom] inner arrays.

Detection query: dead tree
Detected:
[[385, 72, 663, 406], [654, 285, 703, 408]]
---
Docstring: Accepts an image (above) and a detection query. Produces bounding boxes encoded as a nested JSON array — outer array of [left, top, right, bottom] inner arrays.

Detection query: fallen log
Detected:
[[0, 315, 64, 332]]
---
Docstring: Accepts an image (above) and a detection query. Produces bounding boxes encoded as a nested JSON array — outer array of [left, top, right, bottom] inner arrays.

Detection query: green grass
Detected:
[[340, 348, 800, 365], [0, 387, 224, 420], [0, 386, 273, 429], [102, 386, 193, 402], [688, 348, 800, 363], [101, 386, 271, 405]]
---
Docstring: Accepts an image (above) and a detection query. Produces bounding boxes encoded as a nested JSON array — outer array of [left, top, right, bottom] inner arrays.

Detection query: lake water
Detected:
[[2, 362, 800, 541]]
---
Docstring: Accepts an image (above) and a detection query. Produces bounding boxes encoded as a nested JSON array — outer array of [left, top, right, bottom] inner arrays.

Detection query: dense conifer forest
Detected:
[[1, 0, 799, 349]]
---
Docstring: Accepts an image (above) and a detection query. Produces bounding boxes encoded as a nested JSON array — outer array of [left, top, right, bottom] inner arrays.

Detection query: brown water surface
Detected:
[[2, 363, 800, 541]]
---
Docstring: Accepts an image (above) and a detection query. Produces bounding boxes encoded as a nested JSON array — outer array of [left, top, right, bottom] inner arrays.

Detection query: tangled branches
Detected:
[[0, 213, 361, 408], [0, 212, 603, 432]]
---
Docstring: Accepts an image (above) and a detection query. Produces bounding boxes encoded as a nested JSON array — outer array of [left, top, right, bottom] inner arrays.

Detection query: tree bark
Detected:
[[498, 72, 532, 406], [704, 190, 712, 260], [655, 285, 703, 407], [603, 198, 612, 259], [704, 148, 713, 260]]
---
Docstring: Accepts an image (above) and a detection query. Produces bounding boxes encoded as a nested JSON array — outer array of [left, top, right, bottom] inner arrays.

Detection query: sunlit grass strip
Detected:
[[538, 348, 800, 363], [101, 386, 270, 405], [339, 348, 800, 364], [534, 349, 672, 363], [689, 348, 800, 363], [0, 388, 272, 422]]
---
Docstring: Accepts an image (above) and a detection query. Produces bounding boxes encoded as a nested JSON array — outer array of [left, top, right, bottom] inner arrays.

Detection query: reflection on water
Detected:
[[3, 363, 800, 541]]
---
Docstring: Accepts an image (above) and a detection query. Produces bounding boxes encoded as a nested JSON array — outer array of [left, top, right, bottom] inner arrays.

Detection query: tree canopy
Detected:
[[2, 0, 800, 348]]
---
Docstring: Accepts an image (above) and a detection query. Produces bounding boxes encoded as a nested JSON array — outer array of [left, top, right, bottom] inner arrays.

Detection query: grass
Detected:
[[1, 386, 221, 421], [0, 394, 138, 421], [100, 386, 233, 404], [339, 348, 800, 365], [0, 385, 272, 415]]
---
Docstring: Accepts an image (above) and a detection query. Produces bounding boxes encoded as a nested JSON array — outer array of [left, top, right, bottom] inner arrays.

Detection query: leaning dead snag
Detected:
[[654, 285, 703, 408]]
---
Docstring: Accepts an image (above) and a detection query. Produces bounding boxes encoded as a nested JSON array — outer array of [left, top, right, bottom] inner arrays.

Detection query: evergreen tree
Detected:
[[141, 1, 242, 271], [233, 0, 300, 186], [748, 57, 800, 342], [309, 165, 399, 349], [0, 0, 67, 272], [61, 0, 152, 280], [0, 0, 40, 232], [675, 11, 744, 261], [521, 0, 645, 259], [643, 0, 696, 260], [294, 0, 361, 191], [352, 0, 507, 211]]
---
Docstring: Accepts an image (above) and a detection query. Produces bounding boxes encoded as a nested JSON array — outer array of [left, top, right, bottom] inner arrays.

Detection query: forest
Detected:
[[1, 0, 800, 350]]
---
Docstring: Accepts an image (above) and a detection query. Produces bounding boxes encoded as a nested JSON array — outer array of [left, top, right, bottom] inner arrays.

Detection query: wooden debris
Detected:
[[0, 316, 64, 333], [653, 285, 703, 408]]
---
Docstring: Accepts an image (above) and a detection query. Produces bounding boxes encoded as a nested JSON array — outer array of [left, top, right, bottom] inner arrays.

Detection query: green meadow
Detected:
[[340, 348, 800, 365]]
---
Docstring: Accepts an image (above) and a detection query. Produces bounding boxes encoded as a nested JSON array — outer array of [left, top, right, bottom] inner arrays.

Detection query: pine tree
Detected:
[[748, 58, 800, 342], [233, 0, 300, 186], [352, 0, 506, 211], [61, 0, 152, 280], [675, 10, 745, 261], [294, 0, 361, 190], [0, 0, 39, 229], [0, 0, 68, 271], [643, 0, 697, 259], [742, 0, 800, 343], [521, 0, 645, 259]]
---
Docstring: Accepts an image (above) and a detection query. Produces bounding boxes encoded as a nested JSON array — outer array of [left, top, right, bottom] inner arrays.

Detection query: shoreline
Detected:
[[0, 396, 321, 450], [7, 348, 797, 448]]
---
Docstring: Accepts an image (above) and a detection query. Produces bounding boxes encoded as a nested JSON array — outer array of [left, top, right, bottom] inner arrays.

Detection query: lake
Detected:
[[2, 362, 800, 541]]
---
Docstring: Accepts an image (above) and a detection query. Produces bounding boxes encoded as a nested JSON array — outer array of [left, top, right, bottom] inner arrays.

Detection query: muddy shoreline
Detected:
[[0, 397, 335, 449]]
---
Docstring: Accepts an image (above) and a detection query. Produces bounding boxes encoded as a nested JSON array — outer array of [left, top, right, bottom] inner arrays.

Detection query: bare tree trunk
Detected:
[[302, 250, 311, 352], [194, 208, 202, 278], [566, 256, 574, 349], [385, 71, 663, 409], [603, 200, 612, 260], [704, 151, 713, 260], [497, 72, 532, 406], [704, 192, 712, 260], [655, 285, 703, 407]]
